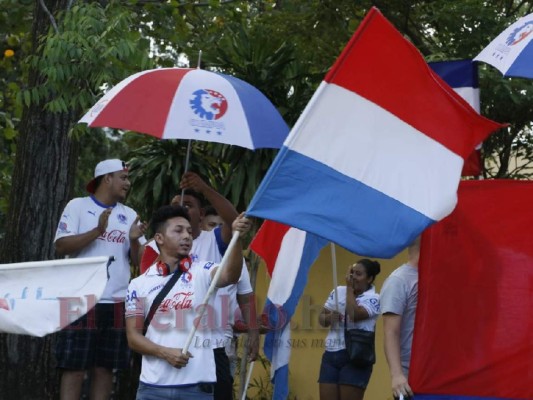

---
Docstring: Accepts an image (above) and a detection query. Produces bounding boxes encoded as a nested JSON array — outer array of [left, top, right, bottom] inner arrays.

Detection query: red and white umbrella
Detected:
[[80, 67, 289, 149]]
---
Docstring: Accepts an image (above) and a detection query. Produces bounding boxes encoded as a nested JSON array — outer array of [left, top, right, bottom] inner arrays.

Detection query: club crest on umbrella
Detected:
[[189, 89, 228, 120], [506, 20, 533, 46]]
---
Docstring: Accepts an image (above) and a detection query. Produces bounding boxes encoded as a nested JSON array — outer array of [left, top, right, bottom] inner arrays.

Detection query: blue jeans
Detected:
[[136, 382, 215, 400], [318, 350, 373, 389]]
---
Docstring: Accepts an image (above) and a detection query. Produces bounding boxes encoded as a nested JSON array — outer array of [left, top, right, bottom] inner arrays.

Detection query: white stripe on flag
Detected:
[[288, 82, 463, 220], [267, 227, 307, 306], [453, 86, 480, 113]]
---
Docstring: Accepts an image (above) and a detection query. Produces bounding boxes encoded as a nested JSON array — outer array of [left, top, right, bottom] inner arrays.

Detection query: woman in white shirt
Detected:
[[318, 259, 381, 400]]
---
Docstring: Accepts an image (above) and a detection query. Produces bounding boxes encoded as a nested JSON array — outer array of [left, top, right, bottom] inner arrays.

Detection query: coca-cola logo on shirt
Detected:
[[98, 230, 126, 243], [159, 291, 193, 311]]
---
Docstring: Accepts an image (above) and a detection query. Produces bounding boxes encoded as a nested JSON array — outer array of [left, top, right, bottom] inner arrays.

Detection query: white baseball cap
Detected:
[[86, 159, 128, 193]]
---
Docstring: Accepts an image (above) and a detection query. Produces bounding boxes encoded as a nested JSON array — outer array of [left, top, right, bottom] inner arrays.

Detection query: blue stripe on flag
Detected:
[[429, 59, 478, 88], [262, 309, 291, 400], [220, 73, 289, 149], [249, 147, 434, 258], [271, 364, 289, 400]]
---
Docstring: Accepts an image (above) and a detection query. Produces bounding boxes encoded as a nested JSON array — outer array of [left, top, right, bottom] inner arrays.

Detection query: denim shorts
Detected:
[[318, 349, 373, 389], [136, 382, 215, 400]]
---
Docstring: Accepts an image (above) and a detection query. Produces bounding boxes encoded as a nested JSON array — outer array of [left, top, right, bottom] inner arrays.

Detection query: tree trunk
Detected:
[[0, 1, 79, 398]]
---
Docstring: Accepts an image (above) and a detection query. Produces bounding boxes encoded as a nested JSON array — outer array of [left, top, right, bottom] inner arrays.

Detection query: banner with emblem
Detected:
[[0, 256, 110, 337]]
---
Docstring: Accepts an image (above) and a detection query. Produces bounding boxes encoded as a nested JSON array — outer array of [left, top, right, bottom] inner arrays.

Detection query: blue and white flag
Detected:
[[247, 8, 503, 259], [250, 221, 327, 400]]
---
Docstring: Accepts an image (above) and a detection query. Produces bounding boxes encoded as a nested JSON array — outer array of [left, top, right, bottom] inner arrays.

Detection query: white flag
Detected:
[[0, 256, 110, 337]]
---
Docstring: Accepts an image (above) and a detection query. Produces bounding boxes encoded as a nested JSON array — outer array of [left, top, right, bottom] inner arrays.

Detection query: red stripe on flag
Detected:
[[249, 220, 291, 276], [90, 68, 192, 137], [324, 7, 504, 159], [462, 149, 482, 176]]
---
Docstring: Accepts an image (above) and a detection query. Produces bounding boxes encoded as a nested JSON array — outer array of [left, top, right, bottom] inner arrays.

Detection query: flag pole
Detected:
[[240, 360, 255, 400], [331, 243, 339, 311], [330, 242, 344, 343], [182, 231, 240, 353], [180, 50, 202, 206]]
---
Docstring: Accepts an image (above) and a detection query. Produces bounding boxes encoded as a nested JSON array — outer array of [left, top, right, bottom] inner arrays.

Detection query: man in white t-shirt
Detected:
[[140, 172, 259, 400], [125, 205, 251, 399], [54, 159, 146, 400]]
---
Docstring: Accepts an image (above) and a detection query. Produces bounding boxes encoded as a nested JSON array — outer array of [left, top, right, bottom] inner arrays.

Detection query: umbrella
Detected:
[[79, 67, 289, 149], [474, 12, 533, 79]]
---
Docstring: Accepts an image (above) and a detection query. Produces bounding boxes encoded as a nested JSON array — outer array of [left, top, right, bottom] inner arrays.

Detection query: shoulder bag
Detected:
[[344, 310, 376, 368]]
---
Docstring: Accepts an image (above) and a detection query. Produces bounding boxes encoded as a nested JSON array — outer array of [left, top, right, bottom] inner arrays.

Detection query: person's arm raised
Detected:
[[212, 213, 251, 287], [180, 171, 238, 244]]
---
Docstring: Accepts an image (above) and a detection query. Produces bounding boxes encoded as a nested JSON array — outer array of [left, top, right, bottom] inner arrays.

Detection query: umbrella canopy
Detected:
[[79, 68, 289, 149], [474, 12, 533, 79]]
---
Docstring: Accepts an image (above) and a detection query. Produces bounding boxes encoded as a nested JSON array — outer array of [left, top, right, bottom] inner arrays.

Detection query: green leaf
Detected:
[[23, 90, 31, 108]]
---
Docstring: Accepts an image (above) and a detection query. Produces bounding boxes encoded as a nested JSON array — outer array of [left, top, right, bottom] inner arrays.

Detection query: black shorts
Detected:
[[56, 302, 130, 370]]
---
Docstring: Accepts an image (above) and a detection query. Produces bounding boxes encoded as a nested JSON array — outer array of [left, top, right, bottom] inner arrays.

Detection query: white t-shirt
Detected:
[[54, 196, 138, 302], [323, 285, 380, 352], [125, 261, 218, 386], [146, 228, 253, 347], [193, 230, 253, 347]]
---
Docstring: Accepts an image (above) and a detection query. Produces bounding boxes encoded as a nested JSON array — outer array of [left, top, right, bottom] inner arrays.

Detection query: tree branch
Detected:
[[38, 0, 59, 34]]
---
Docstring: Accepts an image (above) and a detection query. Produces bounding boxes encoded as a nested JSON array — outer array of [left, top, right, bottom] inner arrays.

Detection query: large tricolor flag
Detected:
[[249, 221, 327, 400], [246, 7, 504, 259], [0, 256, 110, 337], [412, 180, 533, 399], [429, 59, 482, 176]]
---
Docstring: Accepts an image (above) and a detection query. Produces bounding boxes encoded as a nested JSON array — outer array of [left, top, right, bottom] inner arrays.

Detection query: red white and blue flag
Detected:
[[246, 7, 504, 259], [249, 221, 326, 400]]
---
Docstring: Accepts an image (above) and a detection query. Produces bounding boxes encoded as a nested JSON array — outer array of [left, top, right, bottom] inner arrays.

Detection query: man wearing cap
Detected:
[[54, 158, 146, 400]]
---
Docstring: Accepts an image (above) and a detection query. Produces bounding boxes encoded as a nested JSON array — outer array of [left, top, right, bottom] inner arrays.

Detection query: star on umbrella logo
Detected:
[[189, 89, 228, 120], [506, 20, 533, 46]]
